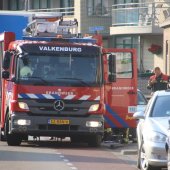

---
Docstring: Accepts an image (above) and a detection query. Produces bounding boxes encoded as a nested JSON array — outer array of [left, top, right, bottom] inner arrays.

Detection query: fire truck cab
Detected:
[[0, 13, 137, 146]]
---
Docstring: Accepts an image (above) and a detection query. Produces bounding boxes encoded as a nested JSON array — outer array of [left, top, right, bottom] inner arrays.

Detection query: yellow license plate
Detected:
[[48, 119, 70, 125]]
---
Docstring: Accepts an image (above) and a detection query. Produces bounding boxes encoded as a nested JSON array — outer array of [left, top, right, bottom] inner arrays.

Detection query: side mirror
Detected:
[[2, 70, 10, 79], [133, 111, 145, 119], [108, 54, 116, 82], [3, 51, 12, 70]]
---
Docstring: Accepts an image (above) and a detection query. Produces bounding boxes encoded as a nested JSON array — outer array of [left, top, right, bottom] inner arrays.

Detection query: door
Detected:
[[104, 48, 137, 128], [0, 41, 3, 123], [0, 32, 15, 127]]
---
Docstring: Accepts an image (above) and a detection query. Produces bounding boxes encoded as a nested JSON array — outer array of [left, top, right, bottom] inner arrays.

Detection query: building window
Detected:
[[115, 36, 138, 49], [8, 0, 51, 10], [87, 0, 111, 16], [60, 0, 74, 15], [114, 0, 139, 5], [112, 0, 139, 26], [60, 0, 74, 8], [8, 0, 25, 10], [30, 0, 51, 9]]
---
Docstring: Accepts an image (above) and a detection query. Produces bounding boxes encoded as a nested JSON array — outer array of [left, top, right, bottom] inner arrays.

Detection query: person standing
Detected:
[[147, 67, 169, 92]]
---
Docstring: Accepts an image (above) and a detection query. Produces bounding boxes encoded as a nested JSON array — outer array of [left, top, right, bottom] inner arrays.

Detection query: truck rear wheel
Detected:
[[5, 115, 22, 146], [88, 135, 102, 147]]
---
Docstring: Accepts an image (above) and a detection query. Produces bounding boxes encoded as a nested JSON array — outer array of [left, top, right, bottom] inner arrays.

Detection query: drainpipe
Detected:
[[166, 40, 168, 74], [139, 36, 144, 72]]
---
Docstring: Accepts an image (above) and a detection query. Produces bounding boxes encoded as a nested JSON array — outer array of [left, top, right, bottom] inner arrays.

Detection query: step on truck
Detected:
[[0, 12, 137, 146]]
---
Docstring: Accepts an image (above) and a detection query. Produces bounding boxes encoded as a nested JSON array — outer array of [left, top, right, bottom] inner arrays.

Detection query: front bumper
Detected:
[[10, 112, 104, 137], [144, 141, 167, 167]]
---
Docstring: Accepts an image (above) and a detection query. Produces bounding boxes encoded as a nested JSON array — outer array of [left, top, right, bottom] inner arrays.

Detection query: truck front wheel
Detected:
[[88, 134, 102, 147], [5, 115, 22, 146]]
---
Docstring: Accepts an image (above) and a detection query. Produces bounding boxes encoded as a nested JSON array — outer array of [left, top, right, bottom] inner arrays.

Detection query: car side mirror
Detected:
[[2, 70, 10, 79], [108, 54, 116, 82], [133, 111, 145, 119], [3, 51, 12, 70]]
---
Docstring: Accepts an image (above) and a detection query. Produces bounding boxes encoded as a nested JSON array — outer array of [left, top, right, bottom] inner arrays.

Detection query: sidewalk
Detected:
[[102, 141, 138, 168]]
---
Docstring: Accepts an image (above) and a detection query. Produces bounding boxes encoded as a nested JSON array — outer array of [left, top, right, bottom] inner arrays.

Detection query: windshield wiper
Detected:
[[55, 77, 92, 87], [29, 76, 49, 85]]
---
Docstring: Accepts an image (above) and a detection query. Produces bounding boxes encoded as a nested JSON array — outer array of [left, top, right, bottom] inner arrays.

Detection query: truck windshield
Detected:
[[16, 53, 101, 87]]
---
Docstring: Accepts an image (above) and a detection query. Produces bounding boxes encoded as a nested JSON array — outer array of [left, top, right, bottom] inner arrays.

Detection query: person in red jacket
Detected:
[[147, 67, 169, 92]]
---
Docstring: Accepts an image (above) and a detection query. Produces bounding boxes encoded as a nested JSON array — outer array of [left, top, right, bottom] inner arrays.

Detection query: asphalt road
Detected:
[[0, 138, 138, 170]]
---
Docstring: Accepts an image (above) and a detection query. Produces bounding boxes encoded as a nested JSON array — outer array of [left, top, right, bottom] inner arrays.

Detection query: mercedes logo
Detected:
[[54, 100, 64, 111]]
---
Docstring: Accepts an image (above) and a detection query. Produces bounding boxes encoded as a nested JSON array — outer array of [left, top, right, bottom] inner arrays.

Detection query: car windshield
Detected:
[[137, 91, 147, 105], [151, 95, 170, 117], [16, 53, 101, 87]]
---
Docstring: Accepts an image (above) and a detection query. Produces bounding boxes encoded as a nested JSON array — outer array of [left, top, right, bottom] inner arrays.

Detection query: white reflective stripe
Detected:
[[79, 95, 91, 100], [43, 94, 55, 99], [18, 93, 99, 100], [18, 94, 22, 98], [0, 33, 4, 41], [64, 95, 76, 100], [28, 94, 39, 99], [94, 96, 100, 101]]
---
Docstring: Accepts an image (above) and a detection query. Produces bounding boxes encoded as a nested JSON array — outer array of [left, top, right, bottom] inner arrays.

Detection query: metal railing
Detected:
[[112, 2, 170, 27], [87, 7, 112, 17], [28, 7, 74, 16]]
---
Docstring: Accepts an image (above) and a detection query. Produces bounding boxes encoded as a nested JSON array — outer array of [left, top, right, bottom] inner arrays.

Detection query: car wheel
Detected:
[[5, 114, 22, 146], [138, 140, 161, 170]]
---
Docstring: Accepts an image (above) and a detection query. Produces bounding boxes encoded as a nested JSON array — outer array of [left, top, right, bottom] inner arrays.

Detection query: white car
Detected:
[[134, 90, 169, 170], [166, 120, 170, 170]]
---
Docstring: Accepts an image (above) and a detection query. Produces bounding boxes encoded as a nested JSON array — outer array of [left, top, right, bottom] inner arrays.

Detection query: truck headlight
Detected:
[[14, 119, 31, 126], [146, 131, 166, 143], [18, 102, 29, 110], [86, 121, 102, 127], [88, 104, 99, 112]]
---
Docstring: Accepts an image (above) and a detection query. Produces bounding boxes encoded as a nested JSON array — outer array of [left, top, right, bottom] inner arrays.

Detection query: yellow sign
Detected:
[[48, 119, 70, 125], [125, 115, 135, 120]]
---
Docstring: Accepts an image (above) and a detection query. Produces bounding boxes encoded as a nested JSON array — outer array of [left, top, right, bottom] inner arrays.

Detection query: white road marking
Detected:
[[67, 163, 73, 166], [60, 155, 65, 158]]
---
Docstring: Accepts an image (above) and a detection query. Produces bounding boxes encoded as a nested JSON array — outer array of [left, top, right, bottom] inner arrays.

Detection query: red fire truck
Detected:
[[0, 14, 137, 146]]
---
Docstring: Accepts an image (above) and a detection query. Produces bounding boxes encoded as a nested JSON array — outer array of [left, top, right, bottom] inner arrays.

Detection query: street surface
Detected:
[[0, 137, 138, 170]]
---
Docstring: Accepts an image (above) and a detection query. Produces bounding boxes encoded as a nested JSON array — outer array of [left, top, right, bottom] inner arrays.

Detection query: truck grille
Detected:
[[19, 99, 99, 116]]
